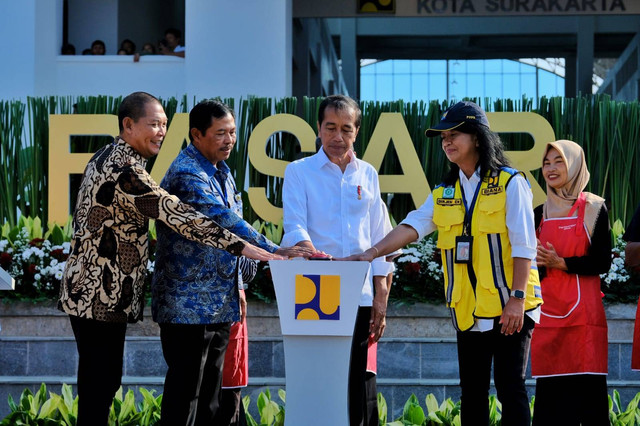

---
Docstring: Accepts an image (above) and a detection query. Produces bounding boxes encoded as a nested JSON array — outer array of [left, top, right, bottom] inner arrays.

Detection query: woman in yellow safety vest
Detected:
[[345, 101, 542, 426]]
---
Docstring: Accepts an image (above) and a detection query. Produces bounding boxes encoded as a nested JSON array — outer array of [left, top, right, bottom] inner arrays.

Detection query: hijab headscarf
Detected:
[[542, 139, 605, 237]]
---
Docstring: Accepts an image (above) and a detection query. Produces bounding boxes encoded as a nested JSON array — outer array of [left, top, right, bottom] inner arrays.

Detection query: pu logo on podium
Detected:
[[294, 274, 340, 320]]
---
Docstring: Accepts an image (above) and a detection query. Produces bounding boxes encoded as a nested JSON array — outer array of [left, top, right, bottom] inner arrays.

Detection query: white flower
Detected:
[[402, 247, 421, 257], [601, 237, 630, 286], [398, 255, 421, 263], [34, 273, 41, 281], [54, 270, 63, 280], [21, 248, 33, 261]]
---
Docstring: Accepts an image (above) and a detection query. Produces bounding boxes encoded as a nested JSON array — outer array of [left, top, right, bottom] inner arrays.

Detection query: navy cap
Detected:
[[425, 101, 490, 137]]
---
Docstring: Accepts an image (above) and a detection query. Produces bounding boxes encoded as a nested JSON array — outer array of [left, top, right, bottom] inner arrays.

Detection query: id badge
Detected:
[[455, 236, 473, 264]]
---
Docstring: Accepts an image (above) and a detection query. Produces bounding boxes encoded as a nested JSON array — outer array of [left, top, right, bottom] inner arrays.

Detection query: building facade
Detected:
[[2, 0, 640, 103]]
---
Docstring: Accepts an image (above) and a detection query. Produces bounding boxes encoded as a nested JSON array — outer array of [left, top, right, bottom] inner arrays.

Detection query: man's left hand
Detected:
[[369, 295, 388, 342]]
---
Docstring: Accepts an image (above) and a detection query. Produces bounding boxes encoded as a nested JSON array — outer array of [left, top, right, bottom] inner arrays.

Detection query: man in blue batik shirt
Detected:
[[152, 100, 310, 426]]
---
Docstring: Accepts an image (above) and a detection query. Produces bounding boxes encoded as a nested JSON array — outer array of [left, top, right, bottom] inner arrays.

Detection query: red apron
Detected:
[[531, 193, 608, 377], [632, 297, 640, 370], [367, 339, 377, 374], [222, 318, 248, 388]]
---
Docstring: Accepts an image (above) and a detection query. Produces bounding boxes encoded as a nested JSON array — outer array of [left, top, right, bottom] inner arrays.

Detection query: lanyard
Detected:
[[460, 180, 481, 236]]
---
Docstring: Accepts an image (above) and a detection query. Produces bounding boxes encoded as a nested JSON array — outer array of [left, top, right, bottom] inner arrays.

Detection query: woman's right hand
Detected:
[[336, 248, 377, 262], [536, 241, 567, 270]]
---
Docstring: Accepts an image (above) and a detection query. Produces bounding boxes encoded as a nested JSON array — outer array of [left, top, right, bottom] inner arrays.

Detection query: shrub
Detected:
[[1, 217, 638, 305], [4, 385, 640, 425]]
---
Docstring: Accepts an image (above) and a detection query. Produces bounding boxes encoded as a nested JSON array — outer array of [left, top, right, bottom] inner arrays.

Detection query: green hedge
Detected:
[[1, 94, 639, 304], [1, 94, 639, 228]]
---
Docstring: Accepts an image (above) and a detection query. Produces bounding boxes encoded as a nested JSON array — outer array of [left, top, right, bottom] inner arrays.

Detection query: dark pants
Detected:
[[456, 316, 534, 426], [365, 371, 378, 425], [160, 322, 231, 426], [533, 374, 609, 426], [69, 315, 127, 426], [217, 388, 248, 426], [349, 306, 379, 426]]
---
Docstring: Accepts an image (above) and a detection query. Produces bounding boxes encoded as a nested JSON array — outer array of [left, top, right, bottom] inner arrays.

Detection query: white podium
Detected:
[[269, 260, 369, 426], [0, 266, 14, 290]]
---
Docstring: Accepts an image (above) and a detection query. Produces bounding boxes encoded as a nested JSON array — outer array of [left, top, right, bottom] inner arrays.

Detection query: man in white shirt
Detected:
[[281, 94, 393, 426]]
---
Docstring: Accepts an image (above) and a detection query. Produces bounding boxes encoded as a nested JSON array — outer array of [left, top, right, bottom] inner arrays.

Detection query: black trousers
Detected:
[[217, 388, 248, 426], [159, 322, 231, 426], [456, 316, 534, 426], [532, 374, 609, 426], [349, 306, 379, 426], [69, 315, 127, 426]]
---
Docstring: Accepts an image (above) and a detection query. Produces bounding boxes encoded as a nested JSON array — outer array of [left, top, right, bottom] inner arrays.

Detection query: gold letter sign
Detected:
[[48, 114, 118, 224], [48, 112, 553, 225]]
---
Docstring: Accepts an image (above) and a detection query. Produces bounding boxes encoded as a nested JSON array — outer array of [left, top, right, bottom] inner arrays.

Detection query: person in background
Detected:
[[625, 204, 640, 371], [219, 283, 254, 425], [58, 92, 280, 426], [530, 139, 611, 425], [344, 101, 542, 426], [91, 39, 105, 55], [119, 39, 136, 55], [61, 43, 76, 55], [152, 99, 311, 425], [134, 42, 155, 63], [141, 43, 156, 55], [282, 94, 395, 426], [159, 28, 185, 58]]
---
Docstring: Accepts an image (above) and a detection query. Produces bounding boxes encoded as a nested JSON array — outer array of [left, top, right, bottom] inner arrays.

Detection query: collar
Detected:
[[458, 166, 481, 186], [186, 143, 230, 179], [115, 136, 148, 167], [315, 147, 358, 170]]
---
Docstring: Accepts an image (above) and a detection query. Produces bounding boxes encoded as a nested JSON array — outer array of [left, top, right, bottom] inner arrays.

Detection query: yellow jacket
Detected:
[[432, 168, 542, 331]]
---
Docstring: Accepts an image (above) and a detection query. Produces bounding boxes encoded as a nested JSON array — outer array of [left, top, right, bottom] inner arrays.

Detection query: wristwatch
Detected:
[[511, 289, 526, 300]]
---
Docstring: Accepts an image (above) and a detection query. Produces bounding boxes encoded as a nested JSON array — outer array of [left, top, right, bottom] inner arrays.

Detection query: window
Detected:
[[62, 0, 185, 56], [360, 59, 566, 107]]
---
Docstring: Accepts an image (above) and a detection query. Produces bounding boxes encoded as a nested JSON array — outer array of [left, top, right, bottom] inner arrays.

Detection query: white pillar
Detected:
[[0, 1, 38, 100], [185, 0, 292, 103]]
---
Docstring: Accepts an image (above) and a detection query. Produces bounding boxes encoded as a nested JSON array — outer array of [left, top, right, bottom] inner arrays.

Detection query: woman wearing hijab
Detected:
[[531, 140, 611, 425], [344, 101, 542, 426]]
